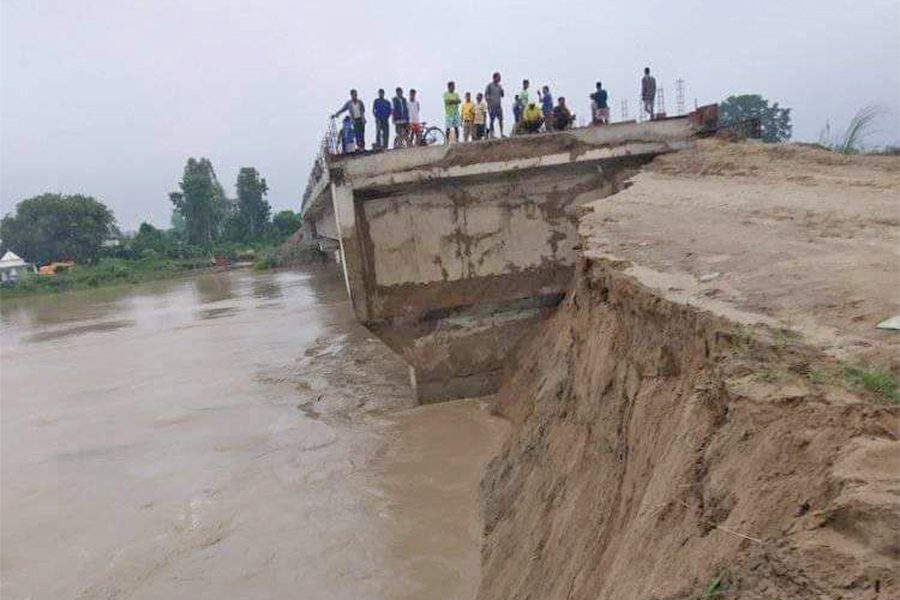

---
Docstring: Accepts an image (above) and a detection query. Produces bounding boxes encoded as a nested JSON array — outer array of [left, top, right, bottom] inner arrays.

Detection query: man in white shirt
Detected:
[[408, 89, 422, 145], [473, 92, 488, 140], [332, 89, 366, 150]]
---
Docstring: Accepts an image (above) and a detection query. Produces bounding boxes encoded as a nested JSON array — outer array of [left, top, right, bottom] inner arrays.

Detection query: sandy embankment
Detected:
[[477, 141, 899, 599]]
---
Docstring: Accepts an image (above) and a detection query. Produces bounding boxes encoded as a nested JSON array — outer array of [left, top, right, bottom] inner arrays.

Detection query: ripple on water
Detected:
[[196, 306, 241, 320], [23, 319, 136, 343]]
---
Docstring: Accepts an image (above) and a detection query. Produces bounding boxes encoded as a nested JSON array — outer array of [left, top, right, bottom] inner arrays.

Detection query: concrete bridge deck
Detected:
[[301, 114, 711, 401]]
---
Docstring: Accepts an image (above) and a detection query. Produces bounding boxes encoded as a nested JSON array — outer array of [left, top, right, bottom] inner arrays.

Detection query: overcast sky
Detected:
[[2, 0, 898, 231]]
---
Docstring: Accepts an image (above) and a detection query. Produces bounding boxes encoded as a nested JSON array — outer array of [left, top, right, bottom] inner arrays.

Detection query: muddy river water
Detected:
[[0, 267, 506, 600]]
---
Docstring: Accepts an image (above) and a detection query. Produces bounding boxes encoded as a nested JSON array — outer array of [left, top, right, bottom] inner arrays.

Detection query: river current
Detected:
[[0, 266, 505, 600]]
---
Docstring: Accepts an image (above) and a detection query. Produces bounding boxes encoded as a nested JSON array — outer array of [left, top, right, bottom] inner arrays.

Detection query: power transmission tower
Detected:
[[621, 99, 628, 121], [675, 79, 685, 115], [656, 86, 666, 117]]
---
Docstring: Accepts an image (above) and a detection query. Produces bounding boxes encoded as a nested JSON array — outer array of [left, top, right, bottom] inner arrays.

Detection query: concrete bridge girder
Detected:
[[302, 118, 703, 402]]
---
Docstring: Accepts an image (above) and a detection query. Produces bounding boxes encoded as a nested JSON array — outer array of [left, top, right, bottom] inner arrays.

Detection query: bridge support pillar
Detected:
[[330, 182, 370, 322]]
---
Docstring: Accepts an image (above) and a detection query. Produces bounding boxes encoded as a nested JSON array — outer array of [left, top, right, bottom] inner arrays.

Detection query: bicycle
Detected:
[[394, 121, 445, 148]]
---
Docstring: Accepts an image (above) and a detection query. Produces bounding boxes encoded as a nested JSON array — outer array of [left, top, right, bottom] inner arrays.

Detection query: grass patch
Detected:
[[806, 368, 834, 385], [841, 362, 898, 403], [753, 370, 777, 382], [693, 570, 731, 599], [806, 360, 898, 403], [728, 326, 756, 354]]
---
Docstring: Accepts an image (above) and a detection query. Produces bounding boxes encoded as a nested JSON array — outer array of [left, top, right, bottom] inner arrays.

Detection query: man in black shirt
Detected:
[[554, 97, 574, 131], [591, 81, 609, 125]]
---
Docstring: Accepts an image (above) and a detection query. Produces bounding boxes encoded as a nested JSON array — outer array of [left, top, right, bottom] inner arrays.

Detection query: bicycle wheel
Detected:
[[393, 133, 408, 149], [422, 127, 444, 146]]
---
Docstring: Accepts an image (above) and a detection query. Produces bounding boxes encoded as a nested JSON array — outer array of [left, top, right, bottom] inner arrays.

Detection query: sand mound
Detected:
[[651, 138, 900, 185]]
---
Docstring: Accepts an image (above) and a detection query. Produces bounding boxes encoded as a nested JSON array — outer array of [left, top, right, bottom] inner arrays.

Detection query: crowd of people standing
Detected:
[[331, 68, 658, 154]]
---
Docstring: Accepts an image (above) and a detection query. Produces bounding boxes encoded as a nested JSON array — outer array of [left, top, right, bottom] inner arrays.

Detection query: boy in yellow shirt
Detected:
[[461, 92, 475, 142]]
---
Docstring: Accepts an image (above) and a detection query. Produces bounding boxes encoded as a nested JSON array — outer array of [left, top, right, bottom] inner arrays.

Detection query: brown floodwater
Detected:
[[0, 266, 506, 600]]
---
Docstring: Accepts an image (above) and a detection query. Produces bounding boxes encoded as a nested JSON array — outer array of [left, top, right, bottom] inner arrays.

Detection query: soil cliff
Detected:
[[477, 142, 899, 599]]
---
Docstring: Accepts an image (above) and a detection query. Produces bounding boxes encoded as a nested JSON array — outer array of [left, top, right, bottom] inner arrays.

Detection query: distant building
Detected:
[[0, 251, 35, 283]]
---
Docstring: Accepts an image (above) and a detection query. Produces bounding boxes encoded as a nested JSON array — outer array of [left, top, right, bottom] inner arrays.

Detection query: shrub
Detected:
[[254, 244, 325, 270]]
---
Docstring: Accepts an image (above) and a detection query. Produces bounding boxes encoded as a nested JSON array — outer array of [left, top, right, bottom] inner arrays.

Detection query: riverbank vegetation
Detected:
[[0, 193, 116, 265], [0, 256, 213, 298], [254, 243, 326, 271], [1, 158, 309, 298]]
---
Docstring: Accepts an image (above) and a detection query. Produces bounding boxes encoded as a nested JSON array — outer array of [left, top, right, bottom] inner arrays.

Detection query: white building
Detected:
[[0, 251, 35, 283]]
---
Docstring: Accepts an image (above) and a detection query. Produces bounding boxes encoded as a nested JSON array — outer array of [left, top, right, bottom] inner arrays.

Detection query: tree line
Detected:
[[1, 158, 302, 265]]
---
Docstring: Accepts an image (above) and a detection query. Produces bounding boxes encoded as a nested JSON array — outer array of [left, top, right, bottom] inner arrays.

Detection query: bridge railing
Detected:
[[301, 119, 339, 214], [714, 117, 762, 139], [692, 105, 761, 140]]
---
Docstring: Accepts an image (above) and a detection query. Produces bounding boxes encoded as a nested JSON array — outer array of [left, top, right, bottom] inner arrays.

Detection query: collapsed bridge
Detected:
[[300, 111, 715, 402]]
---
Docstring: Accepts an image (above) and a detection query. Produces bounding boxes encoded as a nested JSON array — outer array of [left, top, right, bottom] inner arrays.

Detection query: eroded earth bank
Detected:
[[476, 141, 899, 599]]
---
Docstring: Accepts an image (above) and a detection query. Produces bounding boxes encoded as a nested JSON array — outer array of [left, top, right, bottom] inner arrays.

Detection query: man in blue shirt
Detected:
[[538, 85, 554, 131], [339, 116, 357, 154], [373, 89, 392, 149]]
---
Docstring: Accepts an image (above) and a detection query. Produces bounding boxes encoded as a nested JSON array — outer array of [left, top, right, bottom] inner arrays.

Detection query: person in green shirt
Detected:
[[443, 81, 461, 143], [517, 79, 531, 120]]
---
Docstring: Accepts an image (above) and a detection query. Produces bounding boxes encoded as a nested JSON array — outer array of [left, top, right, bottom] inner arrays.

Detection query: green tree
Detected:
[[211, 194, 234, 241], [221, 211, 247, 242], [170, 158, 227, 246], [272, 210, 302, 242], [131, 222, 170, 257], [170, 209, 187, 235], [0, 193, 116, 264], [719, 94, 792, 143], [236, 167, 270, 240]]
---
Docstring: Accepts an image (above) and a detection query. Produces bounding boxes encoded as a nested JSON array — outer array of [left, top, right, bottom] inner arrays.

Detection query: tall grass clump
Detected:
[[819, 105, 886, 155], [842, 361, 899, 403]]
